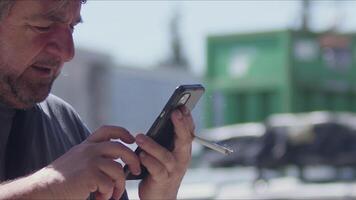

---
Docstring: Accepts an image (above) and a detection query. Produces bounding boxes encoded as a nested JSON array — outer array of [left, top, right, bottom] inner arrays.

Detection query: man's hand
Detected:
[[0, 126, 141, 200], [48, 126, 141, 200], [137, 106, 195, 200]]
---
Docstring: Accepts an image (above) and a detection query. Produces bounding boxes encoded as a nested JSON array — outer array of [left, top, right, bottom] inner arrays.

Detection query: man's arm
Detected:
[[0, 169, 53, 199], [0, 126, 141, 200]]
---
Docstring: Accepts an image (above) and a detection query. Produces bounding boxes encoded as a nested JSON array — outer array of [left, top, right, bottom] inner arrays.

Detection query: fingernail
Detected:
[[136, 134, 145, 144], [175, 110, 183, 119], [134, 167, 141, 175], [182, 106, 190, 115]]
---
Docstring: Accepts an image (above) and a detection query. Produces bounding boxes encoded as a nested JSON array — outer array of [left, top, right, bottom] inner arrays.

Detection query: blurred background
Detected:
[[52, 0, 356, 199]]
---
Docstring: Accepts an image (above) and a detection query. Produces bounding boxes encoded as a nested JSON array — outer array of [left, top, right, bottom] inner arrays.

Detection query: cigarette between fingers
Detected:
[[194, 135, 234, 155]]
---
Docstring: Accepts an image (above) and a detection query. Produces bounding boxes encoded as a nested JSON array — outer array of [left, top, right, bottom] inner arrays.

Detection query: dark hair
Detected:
[[0, 0, 14, 20], [0, 0, 87, 20]]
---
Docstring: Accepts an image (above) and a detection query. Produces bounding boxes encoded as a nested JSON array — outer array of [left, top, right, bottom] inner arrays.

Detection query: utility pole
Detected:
[[160, 5, 189, 70], [301, 0, 310, 32], [170, 9, 188, 69]]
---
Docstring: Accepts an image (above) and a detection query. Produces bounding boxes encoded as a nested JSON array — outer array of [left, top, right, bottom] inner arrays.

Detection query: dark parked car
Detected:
[[197, 112, 356, 182]]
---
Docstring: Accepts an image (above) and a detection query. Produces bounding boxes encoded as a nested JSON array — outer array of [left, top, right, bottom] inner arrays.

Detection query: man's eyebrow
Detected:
[[27, 13, 83, 25]]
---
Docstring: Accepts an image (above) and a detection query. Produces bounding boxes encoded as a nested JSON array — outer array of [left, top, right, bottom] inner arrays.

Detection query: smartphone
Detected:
[[125, 84, 205, 180]]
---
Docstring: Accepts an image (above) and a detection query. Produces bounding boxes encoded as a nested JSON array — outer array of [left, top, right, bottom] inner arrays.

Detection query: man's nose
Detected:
[[44, 28, 75, 62]]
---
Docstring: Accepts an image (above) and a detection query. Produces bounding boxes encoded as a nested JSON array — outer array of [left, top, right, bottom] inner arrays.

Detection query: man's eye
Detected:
[[33, 25, 51, 32]]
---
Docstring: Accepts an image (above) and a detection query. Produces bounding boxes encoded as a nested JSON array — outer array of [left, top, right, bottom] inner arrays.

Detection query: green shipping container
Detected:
[[205, 30, 356, 127]]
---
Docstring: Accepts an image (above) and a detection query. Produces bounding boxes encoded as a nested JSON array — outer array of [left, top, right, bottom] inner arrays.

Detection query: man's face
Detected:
[[0, 0, 82, 109]]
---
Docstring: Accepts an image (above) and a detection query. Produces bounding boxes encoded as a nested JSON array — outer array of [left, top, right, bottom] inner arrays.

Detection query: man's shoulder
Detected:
[[38, 94, 81, 120], [40, 94, 75, 112], [38, 94, 90, 136]]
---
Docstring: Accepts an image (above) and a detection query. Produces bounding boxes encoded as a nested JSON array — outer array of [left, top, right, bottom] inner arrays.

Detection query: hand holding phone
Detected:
[[125, 84, 205, 180]]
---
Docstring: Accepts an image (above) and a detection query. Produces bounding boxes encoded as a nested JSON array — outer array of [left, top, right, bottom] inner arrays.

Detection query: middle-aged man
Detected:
[[0, 0, 195, 199]]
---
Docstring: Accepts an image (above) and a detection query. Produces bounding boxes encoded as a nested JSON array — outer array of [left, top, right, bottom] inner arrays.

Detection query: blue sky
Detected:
[[74, 1, 356, 75]]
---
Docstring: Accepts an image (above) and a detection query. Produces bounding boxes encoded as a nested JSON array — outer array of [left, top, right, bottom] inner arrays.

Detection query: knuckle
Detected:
[[112, 163, 124, 179], [113, 143, 134, 158], [115, 180, 125, 193], [100, 125, 127, 133], [147, 163, 164, 179], [83, 143, 97, 156], [163, 151, 174, 163], [116, 126, 129, 133], [107, 180, 115, 189], [161, 169, 169, 178], [103, 194, 112, 200], [100, 179, 115, 194], [97, 125, 110, 132], [191, 122, 196, 132], [71, 142, 92, 155], [153, 168, 169, 181], [112, 141, 125, 149], [182, 156, 192, 166], [165, 156, 177, 172], [86, 181, 97, 193], [95, 125, 112, 140], [166, 163, 176, 173], [86, 172, 100, 192]]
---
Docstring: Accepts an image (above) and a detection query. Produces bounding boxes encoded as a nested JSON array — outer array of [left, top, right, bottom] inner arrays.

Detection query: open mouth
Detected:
[[31, 65, 52, 75]]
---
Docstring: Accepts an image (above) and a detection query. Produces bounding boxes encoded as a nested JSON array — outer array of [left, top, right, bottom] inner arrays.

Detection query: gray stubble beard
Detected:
[[0, 67, 55, 109]]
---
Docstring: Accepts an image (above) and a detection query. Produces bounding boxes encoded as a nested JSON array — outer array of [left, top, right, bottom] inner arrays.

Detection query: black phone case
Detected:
[[125, 84, 205, 180]]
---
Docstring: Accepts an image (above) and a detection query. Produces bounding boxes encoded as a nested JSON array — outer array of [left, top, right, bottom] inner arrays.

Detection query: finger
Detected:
[[86, 125, 135, 144], [179, 106, 195, 133], [96, 161, 129, 199], [171, 108, 194, 157], [112, 183, 124, 200], [95, 192, 113, 200], [136, 134, 175, 172], [94, 141, 141, 175], [97, 158, 125, 183], [139, 151, 169, 181], [94, 171, 115, 200]]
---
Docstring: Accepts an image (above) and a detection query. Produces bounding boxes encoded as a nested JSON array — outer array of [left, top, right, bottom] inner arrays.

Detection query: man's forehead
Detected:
[[22, 0, 82, 23], [28, 11, 82, 24]]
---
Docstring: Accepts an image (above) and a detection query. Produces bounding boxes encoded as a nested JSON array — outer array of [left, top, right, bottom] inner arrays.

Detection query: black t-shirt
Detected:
[[1, 94, 129, 200], [0, 102, 15, 180], [1, 94, 90, 181]]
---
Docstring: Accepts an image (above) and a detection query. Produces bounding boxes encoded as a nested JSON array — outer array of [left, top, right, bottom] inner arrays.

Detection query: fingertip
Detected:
[[172, 109, 183, 120], [112, 183, 124, 200], [129, 162, 142, 176], [95, 192, 105, 200], [135, 133, 146, 145], [180, 106, 190, 115], [121, 128, 135, 141], [135, 133, 145, 137], [125, 134, 136, 144], [118, 128, 135, 144]]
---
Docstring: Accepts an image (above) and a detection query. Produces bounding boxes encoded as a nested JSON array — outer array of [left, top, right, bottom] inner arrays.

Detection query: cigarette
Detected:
[[194, 135, 234, 155]]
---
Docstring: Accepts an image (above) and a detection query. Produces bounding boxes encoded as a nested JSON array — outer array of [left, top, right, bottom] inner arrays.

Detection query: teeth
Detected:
[[34, 65, 46, 68], [33, 65, 51, 70], [32, 65, 52, 74]]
